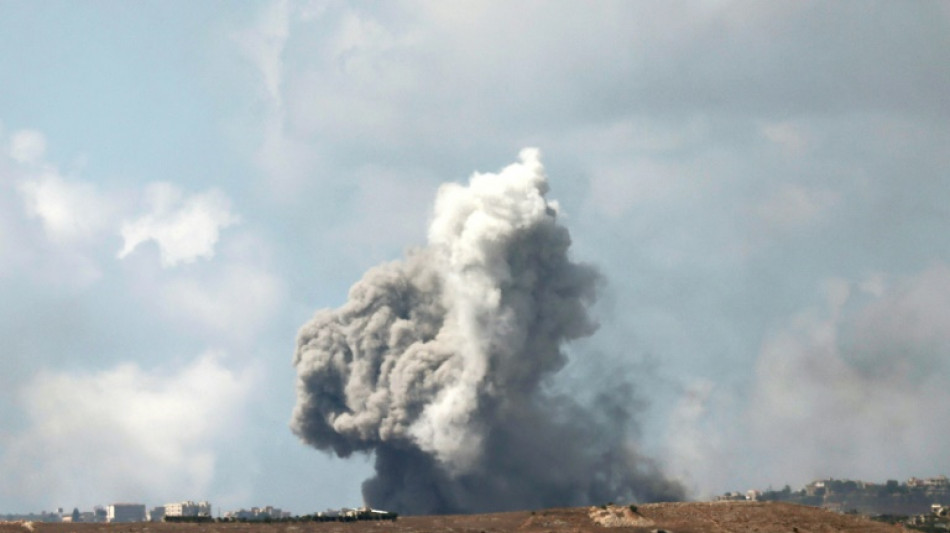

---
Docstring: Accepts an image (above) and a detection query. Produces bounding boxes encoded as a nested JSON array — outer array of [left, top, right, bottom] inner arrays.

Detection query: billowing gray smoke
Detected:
[[291, 149, 685, 514]]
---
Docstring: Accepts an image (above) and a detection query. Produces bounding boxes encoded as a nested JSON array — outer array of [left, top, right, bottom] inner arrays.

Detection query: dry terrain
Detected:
[[0, 502, 903, 533]]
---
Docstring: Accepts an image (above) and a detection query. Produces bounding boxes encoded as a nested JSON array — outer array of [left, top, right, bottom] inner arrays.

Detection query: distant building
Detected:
[[908, 476, 949, 490], [164, 501, 211, 518], [148, 507, 166, 522], [926, 476, 949, 488], [107, 503, 146, 523], [716, 492, 746, 501], [224, 505, 289, 520], [804, 480, 826, 497]]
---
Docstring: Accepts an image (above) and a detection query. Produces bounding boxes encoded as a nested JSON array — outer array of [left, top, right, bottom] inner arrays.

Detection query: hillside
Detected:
[[0, 501, 903, 533]]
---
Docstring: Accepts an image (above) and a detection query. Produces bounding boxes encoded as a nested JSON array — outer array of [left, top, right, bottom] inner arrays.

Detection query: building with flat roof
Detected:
[[148, 507, 166, 522], [164, 501, 211, 518], [107, 503, 145, 523]]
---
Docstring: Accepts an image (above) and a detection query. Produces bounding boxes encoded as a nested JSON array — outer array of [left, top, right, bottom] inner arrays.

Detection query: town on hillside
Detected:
[[718, 475, 950, 529]]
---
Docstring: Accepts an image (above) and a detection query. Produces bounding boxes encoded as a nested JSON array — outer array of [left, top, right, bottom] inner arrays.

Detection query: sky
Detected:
[[1, 0, 949, 515]]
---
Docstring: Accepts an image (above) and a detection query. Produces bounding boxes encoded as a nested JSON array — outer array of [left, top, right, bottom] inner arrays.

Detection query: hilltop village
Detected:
[[719, 475, 950, 527]]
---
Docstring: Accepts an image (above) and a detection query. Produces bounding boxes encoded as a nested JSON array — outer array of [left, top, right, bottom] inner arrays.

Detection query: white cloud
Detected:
[[7, 129, 110, 247], [298, 0, 329, 21], [18, 170, 112, 244], [663, 267, 950, 496], [0, 127, 114, 287], [118, 183, 239, 267], [9, 129, 47, 164], [329, 11, 401, 76], [235, 0, 289, 107], [0, 352, 253, 506], [235, 0, 319, 191]]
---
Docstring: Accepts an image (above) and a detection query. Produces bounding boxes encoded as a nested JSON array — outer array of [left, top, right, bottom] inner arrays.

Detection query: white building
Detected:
[[164, 501, 212, 518], [107, 503, 146, 523]]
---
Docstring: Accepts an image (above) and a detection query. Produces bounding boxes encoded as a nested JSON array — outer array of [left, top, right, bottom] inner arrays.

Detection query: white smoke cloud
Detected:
[[0, 352, 253, 506], [292, 149, 684, 514], [663, 378, 731, 497], [118, 182, 239, 268]]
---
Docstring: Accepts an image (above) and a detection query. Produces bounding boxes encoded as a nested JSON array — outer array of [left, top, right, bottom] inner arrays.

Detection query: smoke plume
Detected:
[[291, 149, 684, 514]]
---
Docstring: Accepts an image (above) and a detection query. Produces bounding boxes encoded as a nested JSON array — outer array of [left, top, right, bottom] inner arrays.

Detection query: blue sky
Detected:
[[1, 0, 949, 515]]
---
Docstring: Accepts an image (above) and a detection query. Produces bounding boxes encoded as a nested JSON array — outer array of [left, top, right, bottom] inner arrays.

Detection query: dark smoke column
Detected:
[[291, 149, 684, 514]]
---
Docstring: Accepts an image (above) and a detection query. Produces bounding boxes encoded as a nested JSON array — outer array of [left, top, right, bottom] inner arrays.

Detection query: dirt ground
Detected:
[[0, 501, 904, 533]]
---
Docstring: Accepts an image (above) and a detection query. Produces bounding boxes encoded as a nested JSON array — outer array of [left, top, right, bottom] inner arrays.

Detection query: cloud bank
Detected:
[[0, 352, 252, 507], [747, 268, 950, 482], [666, 267, 950, 495]]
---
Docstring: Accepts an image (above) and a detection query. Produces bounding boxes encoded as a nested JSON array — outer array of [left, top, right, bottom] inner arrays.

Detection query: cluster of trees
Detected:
[[163, 516, 215, 523]]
